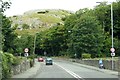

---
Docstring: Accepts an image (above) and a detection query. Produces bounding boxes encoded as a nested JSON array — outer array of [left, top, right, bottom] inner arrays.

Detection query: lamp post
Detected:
[[33, 34, 37, 55], [110, 2, 114, 49], [110, 2, 114, 71], [33, 33, 38, 63], [96, 2, 114, 70], [33, 33, 36, 64]]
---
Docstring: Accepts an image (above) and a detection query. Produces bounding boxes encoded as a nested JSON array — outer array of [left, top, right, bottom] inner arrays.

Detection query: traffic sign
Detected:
[[24, 53, 29, 57], [44, 51, 47, 56], [110, 48, 115, 52], [24, 48, 29, 53], [111, 53, 115, 56]]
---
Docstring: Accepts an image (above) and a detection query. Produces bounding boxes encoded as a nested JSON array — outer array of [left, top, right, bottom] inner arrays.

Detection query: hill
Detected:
[[10, 9, 72, 35]]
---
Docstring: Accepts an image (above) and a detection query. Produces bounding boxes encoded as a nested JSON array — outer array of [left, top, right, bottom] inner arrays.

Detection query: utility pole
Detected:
[[33, 34, 37, 55], [33, 33, 38, 64]]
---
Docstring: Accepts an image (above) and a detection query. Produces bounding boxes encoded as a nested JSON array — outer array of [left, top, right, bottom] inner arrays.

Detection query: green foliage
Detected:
[[1, 51, 22, 79], [22, 24, 29, 29], [12, 57, 22, 66], [0, 0, 12, 52], [13, 34, 34, 55], [64, 14, 78, 30], [64, 9, 104, 58], [94, 2, 120, 56], [1, 52, 12, 78], [37, 25, 67, 56], [0, 0, 11, 12], [63, 2, 119, 58], [4, 52, 15, 63], [82, 53, 91, 59], [2, 14, 17, 53], [1, 51, 11, 78], [3, 1, 119, 59], [28, 54, 37, 59], [29, 2, 119, 58], [94, 2, 120, 38]]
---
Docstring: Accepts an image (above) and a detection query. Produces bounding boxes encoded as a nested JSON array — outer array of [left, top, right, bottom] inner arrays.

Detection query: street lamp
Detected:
[[33, 34, 37, 55], [33, 33, 37, 64], [110, 2, 114, 71], [33, 32, 39, 62], [96, 2, 114, 70], [110, 2, 114, 49]]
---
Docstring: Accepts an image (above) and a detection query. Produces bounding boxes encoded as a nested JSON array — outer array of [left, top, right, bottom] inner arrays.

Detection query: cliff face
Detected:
[[10, 9, 72, 30]]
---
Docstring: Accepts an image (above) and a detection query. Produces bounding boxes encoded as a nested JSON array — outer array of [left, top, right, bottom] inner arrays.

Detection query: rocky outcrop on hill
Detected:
[[10, 9, 72, 30]]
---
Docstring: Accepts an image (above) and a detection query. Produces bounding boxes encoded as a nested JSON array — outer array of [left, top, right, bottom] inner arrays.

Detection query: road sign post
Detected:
[[111, 53, 115, 57], [110, 48, 115, 70], [110, 48, 115, 53], [24, 48, 29, 57], [24, 48, 29, 53]]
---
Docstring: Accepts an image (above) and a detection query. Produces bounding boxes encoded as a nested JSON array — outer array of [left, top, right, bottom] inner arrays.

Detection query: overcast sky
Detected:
[[4, 0, 117, 17]]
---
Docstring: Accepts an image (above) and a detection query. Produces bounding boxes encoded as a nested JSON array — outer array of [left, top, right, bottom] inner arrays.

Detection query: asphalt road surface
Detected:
[[34, 59, 118, 80]]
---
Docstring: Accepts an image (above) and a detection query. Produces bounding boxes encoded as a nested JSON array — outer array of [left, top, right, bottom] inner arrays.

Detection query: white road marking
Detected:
[[55, 63, 85, 80]]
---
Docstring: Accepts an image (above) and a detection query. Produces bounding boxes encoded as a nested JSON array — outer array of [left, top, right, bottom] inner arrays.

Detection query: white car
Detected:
[[45, 58, 53, 65]]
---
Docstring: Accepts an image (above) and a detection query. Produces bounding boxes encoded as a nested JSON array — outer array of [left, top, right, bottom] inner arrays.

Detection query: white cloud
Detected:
[[4, 0, 117, 16]]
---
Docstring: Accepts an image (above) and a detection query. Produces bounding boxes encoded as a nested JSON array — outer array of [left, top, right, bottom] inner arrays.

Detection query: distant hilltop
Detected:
[[10, 9, 73, 30], [24, 9, 74, 15]]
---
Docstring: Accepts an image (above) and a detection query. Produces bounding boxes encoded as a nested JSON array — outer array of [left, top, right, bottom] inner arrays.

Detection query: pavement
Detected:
[[73, 62, 118, 76], [12, 58, 118, 78], [12, 59, 41, 78]]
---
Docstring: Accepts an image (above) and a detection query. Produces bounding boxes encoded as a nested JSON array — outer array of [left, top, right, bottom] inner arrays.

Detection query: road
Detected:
[[33, 59, 118, 80]]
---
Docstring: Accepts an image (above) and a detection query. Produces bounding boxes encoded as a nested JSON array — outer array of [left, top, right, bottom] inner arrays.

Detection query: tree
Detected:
[[94, 1, 120, 57], [94, 2, 108, 33], [1, 15, 17, 53], [64, 14, 78, 57], [0, 0, 11, 12], [0, 0, 17, 53], [13, 34, 34, 55], [37, 25, 67, 56], [64, 8, 105, 58]]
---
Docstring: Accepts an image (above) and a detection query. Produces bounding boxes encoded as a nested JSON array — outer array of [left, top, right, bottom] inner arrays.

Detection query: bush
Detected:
[[12, 57, 22, 66], [1, 51, 22, 79], [1, 51, 12, 78], [4, 52, 22, 66], [82, 53, 91, 59], [4, 52, 15, 64]]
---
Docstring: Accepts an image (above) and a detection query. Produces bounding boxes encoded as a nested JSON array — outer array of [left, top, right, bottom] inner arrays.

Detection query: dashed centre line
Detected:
[[55, 63, 85, 80]]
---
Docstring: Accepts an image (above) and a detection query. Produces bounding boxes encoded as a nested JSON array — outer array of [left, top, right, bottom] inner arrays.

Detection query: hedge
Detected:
[[82, 53, 91, 59], [0, 51, 22, 79]]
